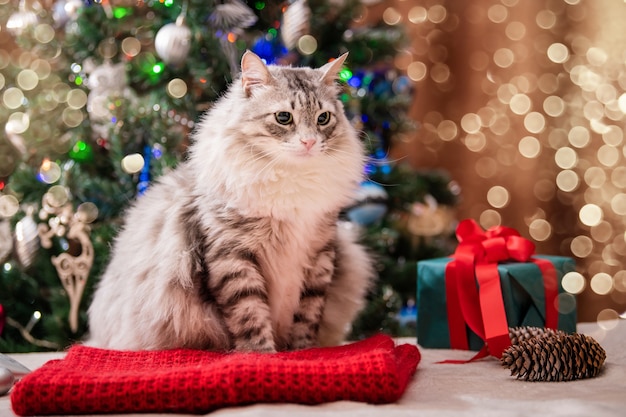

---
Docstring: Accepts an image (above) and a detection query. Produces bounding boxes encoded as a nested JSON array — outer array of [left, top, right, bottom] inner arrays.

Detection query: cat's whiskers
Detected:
[[253, 157, 281, 184], [237, 137, 275, 164], [323, 147, 353, 162], [328, 127, 408, 166], [355, 129, 372, 147], [369, 152, 407, 166], [243, 144, 283, 184], [323, 137, 358, 158]]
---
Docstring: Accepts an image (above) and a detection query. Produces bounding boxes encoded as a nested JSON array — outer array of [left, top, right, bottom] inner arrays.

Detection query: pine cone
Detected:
[[501, 332, 606, 382], [508, 326, 566, 346]]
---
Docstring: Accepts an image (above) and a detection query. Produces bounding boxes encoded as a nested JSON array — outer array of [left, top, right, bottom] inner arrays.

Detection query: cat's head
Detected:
[[192, 51, 365, 216], [231, 51, 359, 162]]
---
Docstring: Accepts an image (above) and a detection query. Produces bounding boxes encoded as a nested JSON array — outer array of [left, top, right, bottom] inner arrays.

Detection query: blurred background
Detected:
[[1, 0, 625, 351], [389, 0, 626, 326]]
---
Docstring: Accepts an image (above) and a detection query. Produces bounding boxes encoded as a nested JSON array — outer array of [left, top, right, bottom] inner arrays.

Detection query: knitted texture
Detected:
[[11, 334, 420, 416]]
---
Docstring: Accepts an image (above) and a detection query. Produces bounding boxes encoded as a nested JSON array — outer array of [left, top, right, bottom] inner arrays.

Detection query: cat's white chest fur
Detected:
[[264, 255, 305, 342], [260, 218, 322, 345]]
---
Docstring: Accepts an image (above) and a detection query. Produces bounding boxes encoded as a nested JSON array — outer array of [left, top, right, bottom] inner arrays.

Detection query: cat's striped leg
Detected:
[[288, 244, 336, 350], [317, 223, 375, 346], [208, 249, 276, 352]]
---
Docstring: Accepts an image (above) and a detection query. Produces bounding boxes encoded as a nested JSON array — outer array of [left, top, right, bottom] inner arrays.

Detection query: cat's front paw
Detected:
[[288, 336, 318, 351], [234, 338, 276, 353]]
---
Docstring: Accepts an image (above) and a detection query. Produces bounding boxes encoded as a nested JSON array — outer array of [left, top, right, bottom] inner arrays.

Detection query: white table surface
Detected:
[[2, 320, 625, 417]]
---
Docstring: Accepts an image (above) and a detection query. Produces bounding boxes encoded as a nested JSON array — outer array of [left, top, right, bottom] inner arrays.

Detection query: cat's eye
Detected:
[[317, 111, 331, 126], [275, 111, 293, 125]]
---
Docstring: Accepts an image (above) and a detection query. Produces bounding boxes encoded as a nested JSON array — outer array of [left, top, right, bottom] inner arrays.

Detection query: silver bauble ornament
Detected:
[[0, 352, 30, 395], [281, 0, 311, 50], [155, 15, 192, 66], [0, 367, 15, 396], [14, 214, 40, 268]]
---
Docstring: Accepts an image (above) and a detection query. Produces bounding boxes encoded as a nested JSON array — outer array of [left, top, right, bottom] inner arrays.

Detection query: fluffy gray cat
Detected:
[[87, 51, 374, 352]]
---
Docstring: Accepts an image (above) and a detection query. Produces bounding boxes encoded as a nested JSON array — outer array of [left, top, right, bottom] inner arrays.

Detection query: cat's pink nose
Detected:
[[300, 138, 316, 151]]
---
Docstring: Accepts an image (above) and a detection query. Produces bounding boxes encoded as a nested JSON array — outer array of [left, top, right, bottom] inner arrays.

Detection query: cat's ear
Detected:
[[319, 52, 349, 86], [241, 51, 273, 97]]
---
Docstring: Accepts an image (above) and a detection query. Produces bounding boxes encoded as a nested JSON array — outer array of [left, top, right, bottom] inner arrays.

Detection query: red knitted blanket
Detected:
[[11, 334, 420, 416]]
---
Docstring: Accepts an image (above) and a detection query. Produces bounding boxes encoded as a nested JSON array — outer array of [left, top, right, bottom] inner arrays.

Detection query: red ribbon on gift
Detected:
[[444, 219, 559, 361]]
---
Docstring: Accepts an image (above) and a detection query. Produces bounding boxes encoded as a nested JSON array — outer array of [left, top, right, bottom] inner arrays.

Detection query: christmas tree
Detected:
[[0, 0, 458, 351]]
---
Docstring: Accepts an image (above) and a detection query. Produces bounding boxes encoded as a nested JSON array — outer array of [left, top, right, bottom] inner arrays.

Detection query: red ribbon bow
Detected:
[[444, 219, 559, 361]]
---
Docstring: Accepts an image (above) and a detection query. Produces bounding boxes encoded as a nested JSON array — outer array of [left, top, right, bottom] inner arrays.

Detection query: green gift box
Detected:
[[416, 255, 577, 350]]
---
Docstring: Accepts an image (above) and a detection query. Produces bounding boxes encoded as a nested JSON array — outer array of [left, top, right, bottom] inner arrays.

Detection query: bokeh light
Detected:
[[5, 112, 30, 134], [408, 6, 427, 24], [38, 159, 61, 184], [556, 169, 579, 192], [556, 293, 577, 315], [528, 218, 551, 241], [487, 186, 509, 208], [17, 69, 38, 90], [555, 147, 577, 169], [518, 136, 540, 158], [382, 7, 402, 25], [121, 37, 141, 57], [167, 79, 188, 99], [547, 42, 569, 63], [76, 202, 99, 224], [297, 35, 317, 55], [590, 273, 613, 295], [579, 204, 603, 227], [596, 308, 619, 330], [45, 185, 70, 208], [479, 209, 501, 228], [0, 194, 20, 218], [121, 154, 145, 174], [562, 271, 585, 294], [570, 235, 593, 258], [3, 87, 25, 109]]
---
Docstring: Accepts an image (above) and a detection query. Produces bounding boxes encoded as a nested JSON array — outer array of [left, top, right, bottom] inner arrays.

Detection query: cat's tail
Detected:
[[318, 221, 376, 346]]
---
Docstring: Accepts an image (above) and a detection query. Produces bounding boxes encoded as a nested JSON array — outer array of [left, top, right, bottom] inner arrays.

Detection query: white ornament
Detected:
[[13, 214, 39, 268], [84, 60, 135, 139], [210, 0, 258, 32], [281, 0, 311, 50], [52, 0, 83, 28], [86, 61, 129, 120], [38, 195, 94, 334], [210, 0, 258, 75], [0, 220, 12, 263], [155, 14, 192, 66]]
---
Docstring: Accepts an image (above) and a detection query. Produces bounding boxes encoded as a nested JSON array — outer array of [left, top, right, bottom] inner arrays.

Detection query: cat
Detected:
[[86, 51, 375, 352]]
